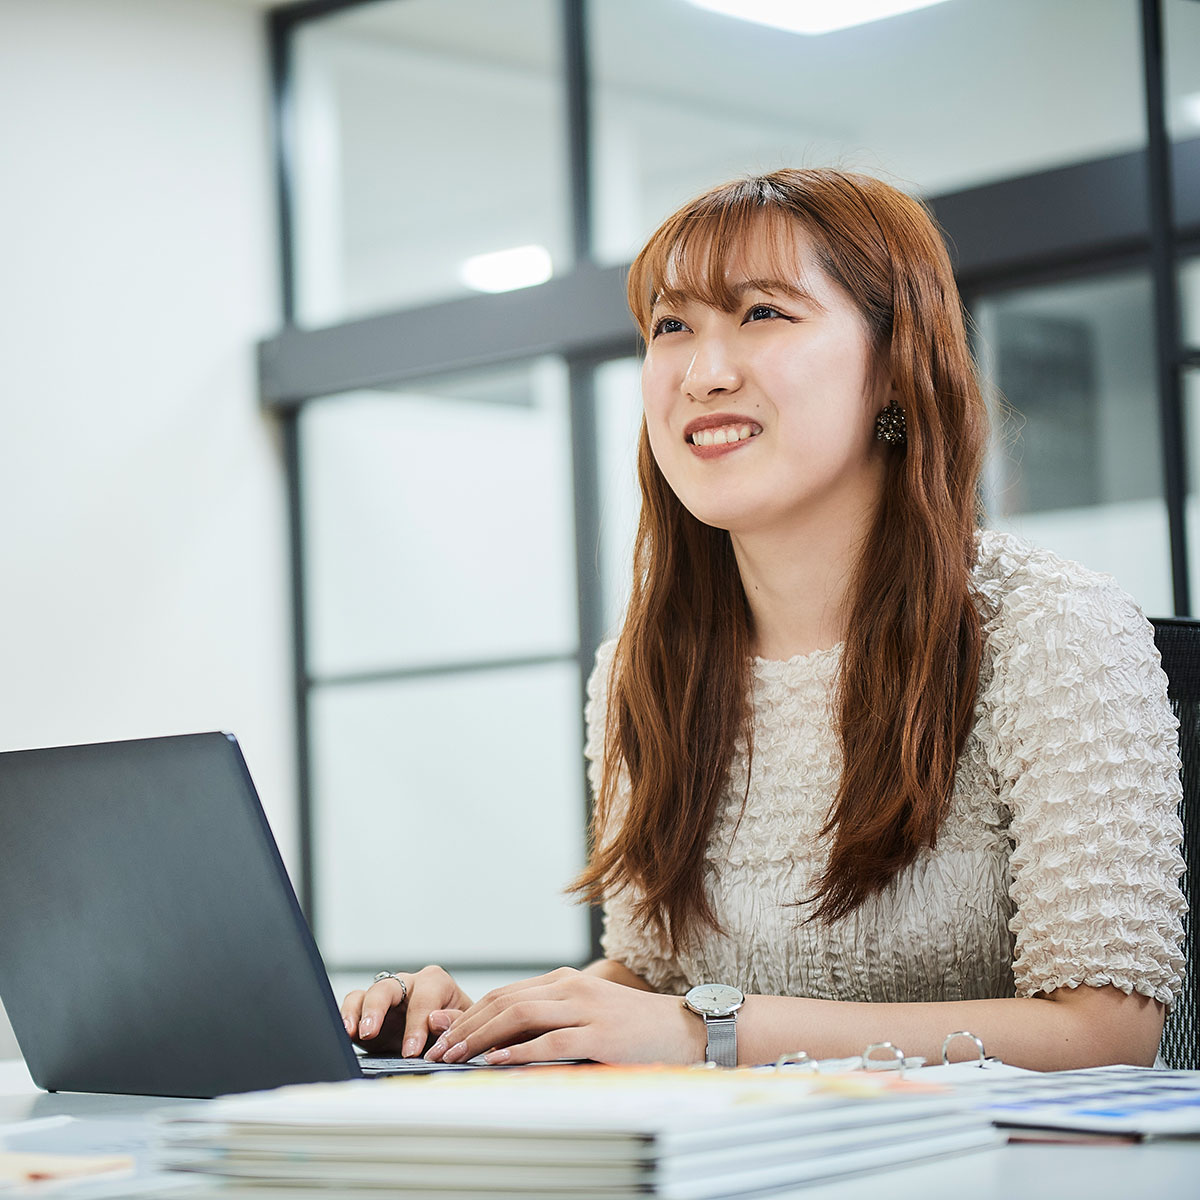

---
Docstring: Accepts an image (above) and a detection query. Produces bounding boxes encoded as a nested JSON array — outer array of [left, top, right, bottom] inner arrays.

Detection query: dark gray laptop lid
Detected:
[[0, 732, 361, 1098]]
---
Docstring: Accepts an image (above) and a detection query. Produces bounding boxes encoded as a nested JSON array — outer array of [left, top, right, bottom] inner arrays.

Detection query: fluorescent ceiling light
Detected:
[[461, 244, 553, 294], [685, 0, 954, 36]]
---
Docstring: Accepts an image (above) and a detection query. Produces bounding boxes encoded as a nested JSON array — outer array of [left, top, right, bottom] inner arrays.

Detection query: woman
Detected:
[[343, 169, 1186, 1070]]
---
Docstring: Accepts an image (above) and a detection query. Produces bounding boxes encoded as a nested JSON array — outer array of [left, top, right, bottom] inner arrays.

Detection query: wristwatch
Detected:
[[683, 982, 745, 1067]]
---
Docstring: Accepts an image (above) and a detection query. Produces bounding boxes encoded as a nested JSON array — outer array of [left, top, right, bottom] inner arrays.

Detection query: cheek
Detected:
[[776, 343, 878, 429], [640, 363, 674, 447], [640, 354, 671, 406], [644, 414, 676, 483], [805, 396, 879, 461]]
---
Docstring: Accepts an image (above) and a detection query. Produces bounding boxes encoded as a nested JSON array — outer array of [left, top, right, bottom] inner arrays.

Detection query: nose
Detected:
[[682, 334, 742, 402]]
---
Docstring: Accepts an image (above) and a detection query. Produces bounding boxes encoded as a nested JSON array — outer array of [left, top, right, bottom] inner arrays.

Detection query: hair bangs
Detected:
[[627, 183, 810, 339]]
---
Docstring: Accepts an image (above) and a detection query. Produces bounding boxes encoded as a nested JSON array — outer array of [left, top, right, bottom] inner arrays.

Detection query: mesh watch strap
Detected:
[[705, 1015, 737, 1067]]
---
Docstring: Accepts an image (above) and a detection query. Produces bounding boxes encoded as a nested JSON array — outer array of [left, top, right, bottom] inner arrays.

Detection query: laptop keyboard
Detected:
[[358, 1055, 490, 1075]]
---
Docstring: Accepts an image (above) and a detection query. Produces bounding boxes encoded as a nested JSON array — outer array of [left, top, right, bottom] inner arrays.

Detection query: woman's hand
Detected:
[[340, 966, 474, 1058], [423, 967, 705, 1066]]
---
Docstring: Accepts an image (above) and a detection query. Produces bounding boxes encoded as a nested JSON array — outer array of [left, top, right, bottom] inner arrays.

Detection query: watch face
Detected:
[[684, 982, 745, 1018]]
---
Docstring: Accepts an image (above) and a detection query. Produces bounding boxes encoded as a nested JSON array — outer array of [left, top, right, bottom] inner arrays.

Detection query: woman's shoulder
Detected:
[[971, 529, 1160, 705], [972, 527, 1146, 634]]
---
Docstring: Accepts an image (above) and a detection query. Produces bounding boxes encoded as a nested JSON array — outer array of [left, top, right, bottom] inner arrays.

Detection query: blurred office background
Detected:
[[1, 0, 1199, 1052]]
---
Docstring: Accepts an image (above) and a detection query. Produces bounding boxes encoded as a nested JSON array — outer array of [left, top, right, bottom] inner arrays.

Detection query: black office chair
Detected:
[[1152, 617, 1200, 1069]]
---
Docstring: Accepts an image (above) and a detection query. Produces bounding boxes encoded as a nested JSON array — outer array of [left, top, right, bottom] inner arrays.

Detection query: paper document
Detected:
[[0, 1150, 133, 1184], [153, 1064, 1001, 1198]]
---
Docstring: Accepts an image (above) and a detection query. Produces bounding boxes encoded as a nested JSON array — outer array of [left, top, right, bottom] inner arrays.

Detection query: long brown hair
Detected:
[[572, 170, 987, 946]]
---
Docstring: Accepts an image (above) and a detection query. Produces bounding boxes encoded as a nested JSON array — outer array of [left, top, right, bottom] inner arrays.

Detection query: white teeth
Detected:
[[691, 424, 759, 447]]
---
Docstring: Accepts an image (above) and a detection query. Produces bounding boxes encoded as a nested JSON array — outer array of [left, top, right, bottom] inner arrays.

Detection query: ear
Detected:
[[868, 372, 899, 414], [867, 347, 897, 402]]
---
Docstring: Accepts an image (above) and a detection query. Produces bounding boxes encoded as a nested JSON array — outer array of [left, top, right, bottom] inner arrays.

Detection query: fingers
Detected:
[[427, 984, 578, 1064], [396, 966, 471, 1057], [339, 989, 365, 1036], [421, 980, 519, 1060], [341, 965, 475, 1055], [436, 966, 576, 1040], [341, 967, 471, 1056], [480, 1029, 581, 1066], [420, 967, 677, 1067], [347, 975, 411, 1045], [429, 1008, 464, 1033], [346, 967, 571, 1060], [398, 1007, 464, 1057]]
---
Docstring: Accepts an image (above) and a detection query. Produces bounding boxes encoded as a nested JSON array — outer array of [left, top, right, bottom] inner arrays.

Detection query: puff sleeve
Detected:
[[975, 537, 1187, 1006]]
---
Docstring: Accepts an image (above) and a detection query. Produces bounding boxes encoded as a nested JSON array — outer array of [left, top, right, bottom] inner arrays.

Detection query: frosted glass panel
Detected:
[[975, 271, 1171, 616], [312, 661, 588, 966], [595, 359, 644, 637], [1184, 257, 1200, 350], [303, 359, 578, 677], [292, 0, 570, 325], [589, 0, 1145, 263], [1166, 0, 1200, 143]]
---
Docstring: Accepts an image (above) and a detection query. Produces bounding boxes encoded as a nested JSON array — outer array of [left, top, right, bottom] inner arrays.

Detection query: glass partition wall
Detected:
[[262, 0, 1200, 976], [301, 363, 588, 968], [974, 273, 1173, 613], [291, 0, 572, 324]]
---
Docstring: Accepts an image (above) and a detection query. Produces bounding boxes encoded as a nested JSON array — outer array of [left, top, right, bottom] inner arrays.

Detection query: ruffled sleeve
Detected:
[[975, 535, 1187, 1006], [585, 640, 689, 994]]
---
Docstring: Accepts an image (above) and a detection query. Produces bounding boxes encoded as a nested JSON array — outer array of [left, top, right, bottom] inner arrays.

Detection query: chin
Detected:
[[677, 500, 749, 534], [665, 474, 771, 535]]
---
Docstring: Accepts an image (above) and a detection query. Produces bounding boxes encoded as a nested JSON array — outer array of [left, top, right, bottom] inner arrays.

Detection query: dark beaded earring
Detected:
[[874, 400, 906, 446]]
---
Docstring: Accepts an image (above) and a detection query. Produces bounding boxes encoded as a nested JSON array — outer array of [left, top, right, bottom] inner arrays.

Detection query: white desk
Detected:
[[0, 1059, 200, 1196], [4, 1057, 1200, 1199]]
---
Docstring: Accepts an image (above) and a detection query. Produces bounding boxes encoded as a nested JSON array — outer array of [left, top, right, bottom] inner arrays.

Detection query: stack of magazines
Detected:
[[151, 1065, 1000, 1197]]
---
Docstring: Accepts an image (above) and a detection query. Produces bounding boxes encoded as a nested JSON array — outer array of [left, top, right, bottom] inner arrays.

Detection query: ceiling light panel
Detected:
[[685, 0, 954, 37]]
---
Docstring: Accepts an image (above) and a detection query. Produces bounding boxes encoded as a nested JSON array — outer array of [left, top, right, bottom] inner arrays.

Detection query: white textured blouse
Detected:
[[588, 530, 1186, 1008]]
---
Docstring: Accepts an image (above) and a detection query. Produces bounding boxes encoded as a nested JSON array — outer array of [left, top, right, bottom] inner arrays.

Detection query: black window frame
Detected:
[[260, 0, 1200, 971]]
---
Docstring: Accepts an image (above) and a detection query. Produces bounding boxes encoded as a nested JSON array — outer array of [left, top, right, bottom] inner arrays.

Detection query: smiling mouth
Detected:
[[687, 422, 762, 447]]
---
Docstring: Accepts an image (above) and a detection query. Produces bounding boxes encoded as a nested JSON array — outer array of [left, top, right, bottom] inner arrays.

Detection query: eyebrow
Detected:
[[651, 277, 825, 313], [731, 277, 825, 307]]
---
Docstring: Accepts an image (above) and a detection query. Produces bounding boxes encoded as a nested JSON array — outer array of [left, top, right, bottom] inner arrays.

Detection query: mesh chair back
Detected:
[[1152, 617, 1200, 1069]]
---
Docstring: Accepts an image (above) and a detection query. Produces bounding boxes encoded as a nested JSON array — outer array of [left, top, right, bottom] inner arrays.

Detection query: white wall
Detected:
[[0, 0, 289, 1055]]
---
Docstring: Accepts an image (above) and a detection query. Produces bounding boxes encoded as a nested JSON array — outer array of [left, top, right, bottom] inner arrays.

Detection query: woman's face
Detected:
[[641, 223, 891, 540]]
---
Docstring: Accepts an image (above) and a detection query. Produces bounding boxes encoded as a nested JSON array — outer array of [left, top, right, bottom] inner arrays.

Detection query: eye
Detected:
[[744, 303, 784, 323], [651, 315, 689, 338]]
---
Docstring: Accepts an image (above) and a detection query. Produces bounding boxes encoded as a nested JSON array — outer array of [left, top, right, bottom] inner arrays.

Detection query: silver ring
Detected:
[[372, 972, 408, 1003]]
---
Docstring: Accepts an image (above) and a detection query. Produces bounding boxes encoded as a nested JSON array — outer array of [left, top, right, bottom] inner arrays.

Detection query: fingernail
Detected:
[[484, 1048, 510, 1065], [443, 1041, 468, 1063], [403, 1036, 420, 1057], [343, 1017, 353, 1034], [426, 1035, 448, 1061], [360, 1015, 374, 1035]]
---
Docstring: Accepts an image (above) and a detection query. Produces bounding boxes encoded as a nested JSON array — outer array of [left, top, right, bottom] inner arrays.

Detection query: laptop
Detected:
[[0, 731, 493, 1098]]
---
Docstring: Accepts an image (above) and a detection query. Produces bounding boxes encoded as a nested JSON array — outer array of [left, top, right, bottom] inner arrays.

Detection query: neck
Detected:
[[731, 502, 877, 662]]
